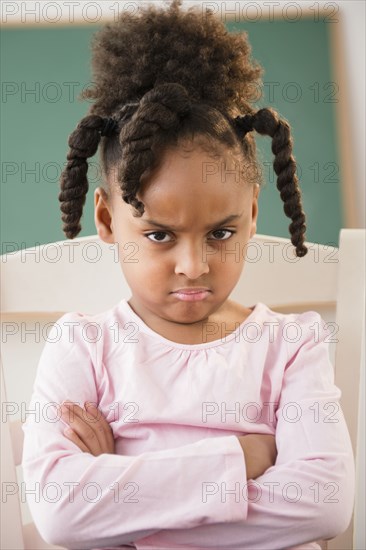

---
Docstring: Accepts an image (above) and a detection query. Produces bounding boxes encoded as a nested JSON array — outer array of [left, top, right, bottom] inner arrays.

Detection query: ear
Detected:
[[249, 184, 260, 239], [94, 187, 115, 244]]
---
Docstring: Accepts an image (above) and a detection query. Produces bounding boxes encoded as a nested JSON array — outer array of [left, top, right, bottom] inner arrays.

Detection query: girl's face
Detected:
[[94, 140, 259, 328]]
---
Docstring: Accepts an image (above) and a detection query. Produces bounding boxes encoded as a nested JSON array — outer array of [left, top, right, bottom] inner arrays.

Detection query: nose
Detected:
[[174, 240, 210, 279]]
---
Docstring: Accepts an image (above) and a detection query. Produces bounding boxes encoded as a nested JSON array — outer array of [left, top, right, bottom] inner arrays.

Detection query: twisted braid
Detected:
[[234, 108, 308, 257], [58, 104, 139, 239], [117, 83, 193, 215], [58, 115, 105, 239]]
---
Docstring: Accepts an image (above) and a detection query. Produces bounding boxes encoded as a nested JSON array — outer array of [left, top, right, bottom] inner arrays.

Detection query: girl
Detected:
[[22, 1, 354, 549]]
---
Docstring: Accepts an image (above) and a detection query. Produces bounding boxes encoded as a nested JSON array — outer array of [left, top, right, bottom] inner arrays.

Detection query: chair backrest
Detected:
[[1, 230, 364, 549]]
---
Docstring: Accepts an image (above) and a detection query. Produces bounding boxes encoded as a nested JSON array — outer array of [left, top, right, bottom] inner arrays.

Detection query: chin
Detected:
[[170, 301, 216, 321]]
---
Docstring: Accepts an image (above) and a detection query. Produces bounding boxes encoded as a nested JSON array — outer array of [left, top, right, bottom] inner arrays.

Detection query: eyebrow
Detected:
[[140, 212, 244, 231]]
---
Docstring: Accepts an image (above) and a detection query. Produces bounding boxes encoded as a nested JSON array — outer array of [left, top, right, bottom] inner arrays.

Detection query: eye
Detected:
[[145, 231, 172, 243], [145, 229, 236, 243], [209, 229, 236, 241]]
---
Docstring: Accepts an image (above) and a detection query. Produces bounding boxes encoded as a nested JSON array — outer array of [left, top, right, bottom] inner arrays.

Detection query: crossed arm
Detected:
[[22, 311, 355, 549], [60, 400, 277, 481], [59, 397, 354, 550]]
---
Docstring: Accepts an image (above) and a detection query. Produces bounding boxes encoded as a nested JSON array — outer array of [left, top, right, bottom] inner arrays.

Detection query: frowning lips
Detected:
[[171, 287, 211, 293]]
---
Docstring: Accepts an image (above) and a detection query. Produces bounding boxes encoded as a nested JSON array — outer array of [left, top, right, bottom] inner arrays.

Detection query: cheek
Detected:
[[114, 239, 140, 268], [212, 234, 249, 268], [120, 247, 166, 278]]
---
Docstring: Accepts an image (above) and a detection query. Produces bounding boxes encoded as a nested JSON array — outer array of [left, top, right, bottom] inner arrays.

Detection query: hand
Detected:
[[237, 434, 277, 480], [60, 401, 115, 456]]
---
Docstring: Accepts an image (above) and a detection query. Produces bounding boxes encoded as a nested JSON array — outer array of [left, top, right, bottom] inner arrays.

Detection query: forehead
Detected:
[[109, 140, 253, 220], [152, 146, 243, 188]]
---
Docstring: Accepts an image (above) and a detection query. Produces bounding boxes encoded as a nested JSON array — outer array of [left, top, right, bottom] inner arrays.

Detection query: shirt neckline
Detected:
[[118, 298, 264, 350]]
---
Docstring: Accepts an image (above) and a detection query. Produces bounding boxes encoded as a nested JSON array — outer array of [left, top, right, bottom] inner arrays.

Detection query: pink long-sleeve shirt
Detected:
[[21, 298, 355, 550]]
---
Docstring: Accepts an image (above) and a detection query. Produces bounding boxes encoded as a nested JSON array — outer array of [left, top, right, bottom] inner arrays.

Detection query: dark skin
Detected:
[[61, 141, 277, 477], [61, 401, 115, 456]]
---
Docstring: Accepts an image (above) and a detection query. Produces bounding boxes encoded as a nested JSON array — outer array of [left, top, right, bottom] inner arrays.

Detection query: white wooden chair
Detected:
[[1, 229, 364, 550]]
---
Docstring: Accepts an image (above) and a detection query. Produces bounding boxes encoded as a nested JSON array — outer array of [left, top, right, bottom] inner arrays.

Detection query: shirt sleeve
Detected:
[[134, 311, 355, 549], [21, 312, 248, 550]]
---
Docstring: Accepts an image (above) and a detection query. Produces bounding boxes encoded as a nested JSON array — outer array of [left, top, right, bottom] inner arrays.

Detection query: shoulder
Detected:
[[36, 301, 129, 382], [231, 299, 331, 356], [46, 300, 127, 354], [260, 305, 330, 354], [54, 299, 125, 333], [229, 299, 325, 332]]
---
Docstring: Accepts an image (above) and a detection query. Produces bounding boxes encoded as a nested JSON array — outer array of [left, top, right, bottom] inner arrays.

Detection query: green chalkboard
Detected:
[[1, 18, 342, 253]]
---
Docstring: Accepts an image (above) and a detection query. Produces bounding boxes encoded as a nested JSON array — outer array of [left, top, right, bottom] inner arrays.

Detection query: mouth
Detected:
[[171, 288, 211, 302]]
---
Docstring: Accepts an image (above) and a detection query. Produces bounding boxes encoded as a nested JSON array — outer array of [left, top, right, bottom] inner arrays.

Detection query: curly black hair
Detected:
[[59, 0, 307, 257]]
